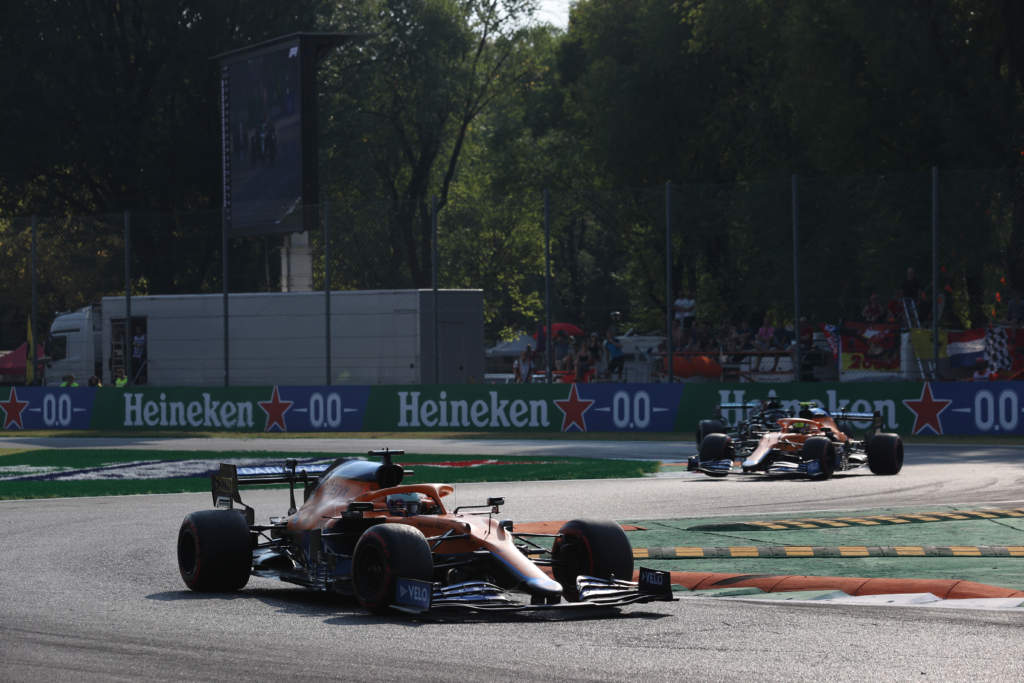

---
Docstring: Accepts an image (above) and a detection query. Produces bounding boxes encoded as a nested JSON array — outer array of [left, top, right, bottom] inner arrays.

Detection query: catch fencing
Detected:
[[2, 168, 1020, 386]]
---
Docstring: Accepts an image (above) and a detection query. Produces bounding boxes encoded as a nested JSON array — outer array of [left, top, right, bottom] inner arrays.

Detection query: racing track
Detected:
[[2, 439, 1024, 681]]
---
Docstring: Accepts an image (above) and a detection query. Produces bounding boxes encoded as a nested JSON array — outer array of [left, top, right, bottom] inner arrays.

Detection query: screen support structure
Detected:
[[214, 32, 362, 385]]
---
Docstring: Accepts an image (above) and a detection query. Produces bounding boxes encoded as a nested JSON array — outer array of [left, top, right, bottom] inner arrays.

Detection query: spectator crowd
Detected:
[[505, 268, 1024, 383]]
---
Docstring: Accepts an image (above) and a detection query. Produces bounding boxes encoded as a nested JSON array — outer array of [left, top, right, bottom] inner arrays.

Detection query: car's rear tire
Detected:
[[867, 433, 904, 475], [837, 420, 855, 438], [552, 519, 634, 602], [696, 419, 726, 446], [351, 523, 433, 614], [177, 509, 252, 592], [803, 436, 836, 480], [697, 433, 732, 477]]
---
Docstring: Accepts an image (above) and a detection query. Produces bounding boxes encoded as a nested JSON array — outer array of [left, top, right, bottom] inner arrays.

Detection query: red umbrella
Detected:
[[536, 323, 585, 339], [0, 342, 45, 376]]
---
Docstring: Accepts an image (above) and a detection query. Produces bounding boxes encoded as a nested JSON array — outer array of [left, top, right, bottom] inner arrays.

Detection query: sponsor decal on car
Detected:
[[395, 577, 432, 612], [638, 567, 672, 596]]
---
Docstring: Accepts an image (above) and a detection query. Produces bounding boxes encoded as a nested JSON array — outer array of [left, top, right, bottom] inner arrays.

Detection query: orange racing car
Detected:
[[177, 449, 673, 614], [688, 401, 903, 479]]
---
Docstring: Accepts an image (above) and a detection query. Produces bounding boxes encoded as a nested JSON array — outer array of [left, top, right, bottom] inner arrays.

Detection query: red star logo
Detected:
[[554, 384, 595, 432], [258, 385, 293, 432], [903, 382, 952, 435], [1, 387, 29, 430]]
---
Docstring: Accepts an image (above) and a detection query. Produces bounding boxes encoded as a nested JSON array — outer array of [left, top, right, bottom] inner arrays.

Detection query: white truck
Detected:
[[45, 290, 483, 386]]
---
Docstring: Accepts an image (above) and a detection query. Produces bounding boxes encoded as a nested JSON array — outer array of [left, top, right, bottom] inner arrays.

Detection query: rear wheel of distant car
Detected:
[[351, 523, 433, 613], [867, 433, 904, 475], [696, 419, 726, 446], [177, 509, 252, 592], [803, 436, 836, 480], [697, 433, 732, 477], [552, 519, 634, 602], [837, 420, 855, 438]]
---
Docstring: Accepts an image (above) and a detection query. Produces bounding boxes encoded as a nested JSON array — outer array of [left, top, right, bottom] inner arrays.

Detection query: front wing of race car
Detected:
[[391, 567, 675, 614], [687, 455, 733, 476], [686, 455, 827, 477]]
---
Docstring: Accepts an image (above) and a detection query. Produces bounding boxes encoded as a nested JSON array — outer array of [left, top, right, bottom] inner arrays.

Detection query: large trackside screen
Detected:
[[221, 40, 303, 236]]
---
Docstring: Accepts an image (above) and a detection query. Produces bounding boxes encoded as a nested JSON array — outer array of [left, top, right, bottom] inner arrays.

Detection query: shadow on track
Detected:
[[146, 587, 674, 625]]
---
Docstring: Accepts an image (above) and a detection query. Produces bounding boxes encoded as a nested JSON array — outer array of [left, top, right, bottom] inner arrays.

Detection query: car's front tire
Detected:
[[867, 433, 904, 475], [551, 519, 634, 602], [697, 433, 732, 477], [351, 523, 433, 613], [696, 419, 726, 446], [803, 436, 836, 480], [177, 509, 252, 592]]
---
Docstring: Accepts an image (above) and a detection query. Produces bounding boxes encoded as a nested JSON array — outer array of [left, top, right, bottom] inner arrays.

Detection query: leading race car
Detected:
[[177, 449, 673, 615], [688, 401, 903, 479]]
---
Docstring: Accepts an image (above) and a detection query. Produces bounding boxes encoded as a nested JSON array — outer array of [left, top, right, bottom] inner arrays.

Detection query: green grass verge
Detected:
[[0, 430, 689, 441], [0, 449, 659, 500], [3, 429, 1022, 444]]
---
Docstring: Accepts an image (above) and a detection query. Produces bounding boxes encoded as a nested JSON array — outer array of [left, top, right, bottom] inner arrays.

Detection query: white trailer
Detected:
[[45, 290, 483, 386]]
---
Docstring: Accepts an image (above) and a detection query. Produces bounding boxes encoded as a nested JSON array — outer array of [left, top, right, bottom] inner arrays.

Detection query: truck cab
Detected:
[[46, 305, 101, 386]]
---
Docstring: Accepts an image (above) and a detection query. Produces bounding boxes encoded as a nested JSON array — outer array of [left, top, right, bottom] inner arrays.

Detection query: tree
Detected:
[[319, 0, 543, 287], [555, 0, 1024, 326], [0, 1, 332, 346]]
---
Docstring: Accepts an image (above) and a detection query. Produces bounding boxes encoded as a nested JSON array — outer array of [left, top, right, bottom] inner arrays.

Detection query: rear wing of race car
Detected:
[[831, 409, 884, 432], [212, 459, 338, 523], [713, 401, 763, 419]]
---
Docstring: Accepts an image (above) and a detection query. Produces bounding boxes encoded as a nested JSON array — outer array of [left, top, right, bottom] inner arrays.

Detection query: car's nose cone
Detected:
[[523, 576, 563, 597]]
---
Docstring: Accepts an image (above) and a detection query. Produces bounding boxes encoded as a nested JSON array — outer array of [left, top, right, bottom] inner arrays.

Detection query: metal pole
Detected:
[[324, 202, 332, 385], [222, 210, 229, 387], [665, 181, 673, 383], [432, 195, 439, 384], [792, 175, 802, 382], [544, 189, 552, 383], [931, 167, 939, 377], [125, 210, 132, 386], [30, 216, 38, 385]]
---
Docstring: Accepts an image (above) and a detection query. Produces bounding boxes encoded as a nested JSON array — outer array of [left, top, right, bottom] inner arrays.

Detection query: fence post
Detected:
[[222, 209, 229, 387], [932, 166, 939, 375], [543, 189, 552, 383], [432, 195, 439, 384], [30, 215, 38, 385], [791, 175, 801, 381], [324, 201, 332, 385], [124, 210, 133, 386], [665, 181, 673, 384]]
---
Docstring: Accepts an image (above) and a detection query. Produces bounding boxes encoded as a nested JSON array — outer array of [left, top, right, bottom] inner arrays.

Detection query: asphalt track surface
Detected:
[[2, 438, 1024, 682]]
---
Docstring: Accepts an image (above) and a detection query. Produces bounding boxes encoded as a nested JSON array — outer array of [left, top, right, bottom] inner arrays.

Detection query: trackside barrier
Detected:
[[660, 570, 1024, 600], [0, 381, 1020, 436]]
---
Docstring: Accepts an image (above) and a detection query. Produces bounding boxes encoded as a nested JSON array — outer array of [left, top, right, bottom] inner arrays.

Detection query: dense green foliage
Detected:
[[0, 448, 659, 499], [2, 0, 1024, 348]]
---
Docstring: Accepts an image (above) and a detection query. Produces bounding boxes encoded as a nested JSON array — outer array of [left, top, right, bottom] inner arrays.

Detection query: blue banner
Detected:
[[264, 386, 372, 432], [0, 386, 96, 430], [902, 381, 1024, 437], [557, 383, 686, 432], [3, 381, 1024, 436]]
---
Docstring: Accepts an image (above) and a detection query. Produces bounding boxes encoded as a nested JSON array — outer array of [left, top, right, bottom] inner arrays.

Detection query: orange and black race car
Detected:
[[177, 449, 673, 614], [688, 401, 903, 479]]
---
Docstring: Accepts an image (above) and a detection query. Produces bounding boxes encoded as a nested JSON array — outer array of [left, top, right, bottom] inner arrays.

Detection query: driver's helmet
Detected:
[[386, 492, 421, 516], [789, 420, 812, 434], [798, 402, 825, 419]]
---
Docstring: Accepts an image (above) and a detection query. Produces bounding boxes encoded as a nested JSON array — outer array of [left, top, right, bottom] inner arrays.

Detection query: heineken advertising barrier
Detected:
[[1, 381, 1022, 436]]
